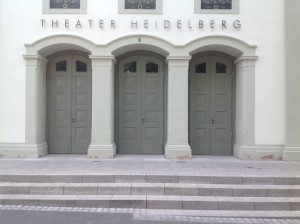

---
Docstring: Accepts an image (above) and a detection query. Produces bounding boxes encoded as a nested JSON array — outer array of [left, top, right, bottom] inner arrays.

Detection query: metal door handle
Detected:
[[72, 118, 77, 123], [211, 119, 217, 124], [141, 118, 146, 123]]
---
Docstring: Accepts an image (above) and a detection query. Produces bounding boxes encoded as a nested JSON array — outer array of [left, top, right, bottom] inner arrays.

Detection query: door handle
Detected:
[[211, 119, 217, 124], [72, 118, 77, 123], [141, 118, 146, 123]]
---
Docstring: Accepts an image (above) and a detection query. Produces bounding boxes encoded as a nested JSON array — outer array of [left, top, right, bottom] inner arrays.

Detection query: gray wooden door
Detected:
[[118, 56, 164, 154], [190, 56, 232, 155], [49, 54, 91, 154]]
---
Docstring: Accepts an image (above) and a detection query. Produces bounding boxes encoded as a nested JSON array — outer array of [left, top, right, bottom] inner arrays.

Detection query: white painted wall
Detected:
[[0, 0, 285, 146]]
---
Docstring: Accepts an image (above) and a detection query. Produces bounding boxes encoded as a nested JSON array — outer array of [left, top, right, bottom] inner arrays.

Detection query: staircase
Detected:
[[1, 173, 300, 214]]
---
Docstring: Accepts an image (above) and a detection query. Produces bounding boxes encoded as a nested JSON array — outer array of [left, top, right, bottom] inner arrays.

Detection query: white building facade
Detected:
[[0, 0, 299, 160]]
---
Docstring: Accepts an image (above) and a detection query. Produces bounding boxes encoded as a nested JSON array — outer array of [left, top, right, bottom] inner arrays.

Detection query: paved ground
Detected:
[[1, 155, 300, 223], [1, 205, 300, 224], [1, 155, 300, 176]]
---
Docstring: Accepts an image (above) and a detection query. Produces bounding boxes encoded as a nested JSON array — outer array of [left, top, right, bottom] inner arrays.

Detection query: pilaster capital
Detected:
[[166, 56, 191, 67], [89, 55, 116, 67], [23, 54, 48, 65], [234, 55, 258, 66]]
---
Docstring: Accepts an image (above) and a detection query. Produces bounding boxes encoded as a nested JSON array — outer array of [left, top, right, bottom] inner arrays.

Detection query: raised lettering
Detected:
[[233, 20, 241, 29], [41, 19, 45, 28], [144, 20, 149, 29], [210, 20, 215, 29], [65, 19, 70, 28], [199, 20, 203, 28], [99, 20, 104, 28], [88, 19, 93, 28], [222, 20, 226, 29], [111, 20, 116, 28], [177, 20, 182, 29], [76, 20, 82, 28], [164, 20, 170, 29], [131, 21, 138, 29], [52, 20, 58, 28]]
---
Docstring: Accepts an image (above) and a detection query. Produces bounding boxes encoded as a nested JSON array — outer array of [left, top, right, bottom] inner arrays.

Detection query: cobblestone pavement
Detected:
[[1, 205, 300, 224]]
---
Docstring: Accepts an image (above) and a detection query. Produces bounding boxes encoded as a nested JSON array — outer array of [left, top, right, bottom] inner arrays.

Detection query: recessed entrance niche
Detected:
[[189, 55, 233, 156], [48, 53, 92, 154], [116, 53, 165, 154]]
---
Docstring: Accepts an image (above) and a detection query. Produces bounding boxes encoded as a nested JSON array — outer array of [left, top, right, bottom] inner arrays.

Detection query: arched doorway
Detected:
[[48, 52, 92, 154], [22, 34, 257, 159], [116, 52, 165, 154], [189, 53, 234, 156]]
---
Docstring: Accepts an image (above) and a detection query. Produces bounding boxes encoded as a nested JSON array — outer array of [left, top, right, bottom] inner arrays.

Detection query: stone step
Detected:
[[1, 174, 300, 185], [1, 183, 300, 197], [1, 206, 300, 220], [0, 194, 299, 211]]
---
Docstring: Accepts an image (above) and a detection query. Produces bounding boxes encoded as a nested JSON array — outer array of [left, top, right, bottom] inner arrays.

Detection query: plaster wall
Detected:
[[0, 0, 285, 148]]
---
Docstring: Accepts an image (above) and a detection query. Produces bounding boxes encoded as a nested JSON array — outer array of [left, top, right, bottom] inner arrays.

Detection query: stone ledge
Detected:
[[0, 194, 299, 211]]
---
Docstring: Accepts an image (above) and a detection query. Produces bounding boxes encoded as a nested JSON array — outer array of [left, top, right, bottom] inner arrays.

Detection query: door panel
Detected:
[[141, 57, 164, 154], [190, 57, 210, 155], [71, 55, 92, 154], [49, 56, 72, 154], [210, 57, 232, 155], [118, 56, 164, 154], [49, 54, 91, 154], [190, 56, 232, 155], [119, 57, 141, 154]]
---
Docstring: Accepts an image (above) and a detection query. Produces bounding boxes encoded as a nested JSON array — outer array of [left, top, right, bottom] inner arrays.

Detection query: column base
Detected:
[[234, 144, 283, 160], [88, 143, 116, 159], [283, 147, 300, 161], [0, 143, 48, 158], [165, 144, 192, 160]]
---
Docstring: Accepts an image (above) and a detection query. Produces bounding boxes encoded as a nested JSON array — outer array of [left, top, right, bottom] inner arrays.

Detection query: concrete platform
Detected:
[[1, 155, 300, 176], [1, 155, 300, 219]]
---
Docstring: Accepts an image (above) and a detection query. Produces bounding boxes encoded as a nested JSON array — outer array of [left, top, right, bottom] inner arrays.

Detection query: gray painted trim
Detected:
[[42, 0, 87, 14], [118, 0, 163, 14], [194, 0, 239, 14]]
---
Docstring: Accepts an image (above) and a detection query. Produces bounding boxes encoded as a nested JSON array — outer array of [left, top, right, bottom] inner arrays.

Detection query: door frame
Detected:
[[46, 50, 92, 154], [114, 51, 167, 154], [189, 51, 236, 155]]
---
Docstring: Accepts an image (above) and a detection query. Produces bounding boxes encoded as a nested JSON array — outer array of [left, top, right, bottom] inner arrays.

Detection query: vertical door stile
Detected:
[[49, 55, 72, 154], [210, 57, 213, 156], [118, 56, 140, 154], [70, 55, 74, 154]]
